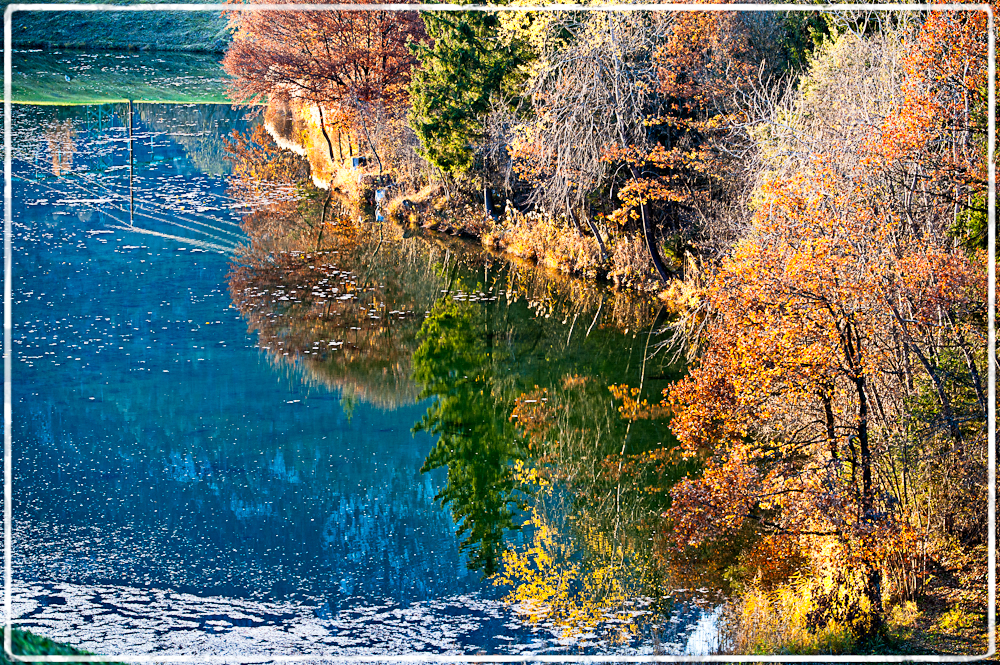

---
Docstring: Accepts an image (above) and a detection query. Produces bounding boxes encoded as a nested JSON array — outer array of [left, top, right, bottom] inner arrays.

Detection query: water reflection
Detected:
[[43, 120, 76, 176], [412, 297, 530, 576], [12, 97, 719, 658], [12, 103, 250, 253], [224, 122, 708, 645]]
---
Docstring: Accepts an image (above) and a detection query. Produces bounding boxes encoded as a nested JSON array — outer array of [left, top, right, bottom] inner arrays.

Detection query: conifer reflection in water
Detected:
[[223, 119, 736, 646], [224, 164, 701, 645]]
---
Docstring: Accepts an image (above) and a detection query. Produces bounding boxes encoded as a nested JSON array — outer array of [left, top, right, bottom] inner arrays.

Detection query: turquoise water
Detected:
[[8, 100, 718, 659]]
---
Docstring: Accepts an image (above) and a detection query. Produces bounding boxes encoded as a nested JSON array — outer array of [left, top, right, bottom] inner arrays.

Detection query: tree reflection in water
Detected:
[[412, 299, 528, 575], [225, 123, 708, 646]]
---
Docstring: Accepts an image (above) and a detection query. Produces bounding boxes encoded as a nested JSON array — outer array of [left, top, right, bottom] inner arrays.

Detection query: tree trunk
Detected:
[[629, 165, 669, 282], [316, 185, 333, 250], [947, 309, 987, 419], [823, 392, 838, 463], [315, 103, 337, 165], [355, 101, 383, 177], [566, 196, 609, 263], [846, 321, 884, 637], [887, 302, 963, 442]]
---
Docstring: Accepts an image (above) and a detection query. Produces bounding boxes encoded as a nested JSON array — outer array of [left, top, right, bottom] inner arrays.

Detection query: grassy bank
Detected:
[[380, 186, 678, 297], [7, 0, 234, 104], [1, 627, 123, 664], [12, 49, 231, 104]]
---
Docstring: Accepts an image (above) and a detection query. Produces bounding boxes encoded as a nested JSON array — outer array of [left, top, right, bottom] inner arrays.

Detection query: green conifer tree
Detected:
[[408, 10, 524, 176]]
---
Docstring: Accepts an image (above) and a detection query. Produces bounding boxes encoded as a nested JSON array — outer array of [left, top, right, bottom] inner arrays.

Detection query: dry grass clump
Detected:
[[486, 209, 603, 277], [720, 579, 859, 656], [359, 176, 677, 295], [385, 183, 443, 223], [719, 552, 979, 657], [659, 281, 703, 314], [607, 232, 659, 291], [384, 189, 429, 226]]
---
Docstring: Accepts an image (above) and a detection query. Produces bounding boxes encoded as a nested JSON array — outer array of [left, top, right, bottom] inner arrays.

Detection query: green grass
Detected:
[[2, 627, 124, 664], [4, 1, 236, 103], [12, 49, 233, 104]]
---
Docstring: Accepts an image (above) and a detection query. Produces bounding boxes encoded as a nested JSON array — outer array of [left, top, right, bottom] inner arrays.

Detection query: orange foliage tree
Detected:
[[867, 4, 991, 244], [665, 158, 982, 628], [649, 6, 990, 636], [608, 7, 769, 238], [223, 0, 425, 167], [224, 0, 423, 109]]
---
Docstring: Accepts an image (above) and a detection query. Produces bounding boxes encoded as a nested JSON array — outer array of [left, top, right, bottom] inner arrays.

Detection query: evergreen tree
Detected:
[[408, 10, 524, 176]]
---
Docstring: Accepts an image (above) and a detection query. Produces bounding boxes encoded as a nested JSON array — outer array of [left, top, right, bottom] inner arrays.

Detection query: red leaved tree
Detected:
[[223, 0, 425, 169]]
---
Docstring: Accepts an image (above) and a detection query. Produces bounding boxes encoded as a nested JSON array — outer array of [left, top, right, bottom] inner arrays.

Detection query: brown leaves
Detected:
[[656, 9, 763, 115], [223, 0, 425, 119], [865, 5, 990, 214], [608, 384, 671, 421], [511, 387, 555, 452], [666, 449, 761, 550]]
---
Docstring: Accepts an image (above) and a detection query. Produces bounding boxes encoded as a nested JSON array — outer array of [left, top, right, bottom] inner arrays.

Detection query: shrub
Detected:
[[721, 578, 860, 655], [489, 210, 604, 278]]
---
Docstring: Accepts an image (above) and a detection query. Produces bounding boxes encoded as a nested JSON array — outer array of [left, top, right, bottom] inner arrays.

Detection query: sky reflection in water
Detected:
[[8, 100, 718, 659]]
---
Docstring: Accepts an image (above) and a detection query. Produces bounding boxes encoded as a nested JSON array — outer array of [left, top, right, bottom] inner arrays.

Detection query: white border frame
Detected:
[[2, 2, 994, 662]]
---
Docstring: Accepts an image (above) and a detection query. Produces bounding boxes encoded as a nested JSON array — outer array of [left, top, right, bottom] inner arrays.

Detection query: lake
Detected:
[[7, 51, 719, 660]]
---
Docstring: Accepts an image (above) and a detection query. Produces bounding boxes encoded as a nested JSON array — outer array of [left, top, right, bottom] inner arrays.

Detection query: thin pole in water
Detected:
[[128, 99, 134, 226]]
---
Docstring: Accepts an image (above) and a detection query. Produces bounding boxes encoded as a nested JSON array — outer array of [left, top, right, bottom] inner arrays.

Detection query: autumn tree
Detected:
[[867, 6, 990, 247], [665, 164, 977, 634], [648, 11, 990, 642], [507, 11, 660, 263], [613, 7, 780, 252], [223, 0, 425, 166], [508, 8, 784, 283]]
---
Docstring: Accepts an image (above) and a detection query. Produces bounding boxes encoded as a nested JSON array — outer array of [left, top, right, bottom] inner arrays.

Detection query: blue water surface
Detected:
[[7, 101, 716, 660]]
